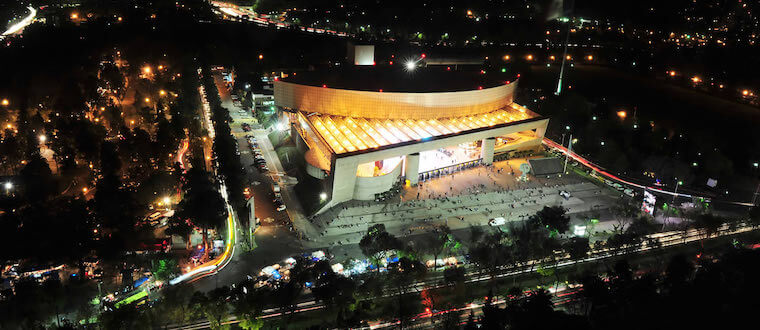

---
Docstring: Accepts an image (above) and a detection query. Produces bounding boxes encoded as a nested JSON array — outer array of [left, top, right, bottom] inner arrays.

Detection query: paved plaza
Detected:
[[305, 158, 620, 251]]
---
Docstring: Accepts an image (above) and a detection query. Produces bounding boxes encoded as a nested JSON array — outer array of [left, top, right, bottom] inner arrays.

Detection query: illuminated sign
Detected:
[[642, 190, 656, 215]]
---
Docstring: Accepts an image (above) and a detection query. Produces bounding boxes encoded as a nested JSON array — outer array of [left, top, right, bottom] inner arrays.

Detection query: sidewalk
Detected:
[[252, 129, 321, 240]]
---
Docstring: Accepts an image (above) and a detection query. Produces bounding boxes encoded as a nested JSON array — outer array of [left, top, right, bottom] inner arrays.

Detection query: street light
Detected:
[[320, 192, 327, 201], [163, 196, 171, 205], [38, 135, 46, 143], [1, 99, 8, 106], [4, 182, 12, 190], [405, 60, 416, 71], [159, 90, 166, 96]]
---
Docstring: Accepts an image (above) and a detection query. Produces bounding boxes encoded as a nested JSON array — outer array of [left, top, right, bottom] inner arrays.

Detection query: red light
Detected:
[[425, 308, 431, 313], [517, 73, 521, 77], [391, 54, 395, 58], [478, 86, 483, 90], [322, 84, 327, 88], [372, 61, 376, 66], [389, 61, 393, 65], [379, 89, 383, 92], [506, 80, 510, 84], [421, 53, 426, 58], [446, 66, 451, 71], [273, 76, 279, 81]]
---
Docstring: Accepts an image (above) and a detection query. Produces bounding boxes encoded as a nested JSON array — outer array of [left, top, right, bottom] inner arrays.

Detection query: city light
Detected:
[[742, 89, 750, 96], [143, 66, 151, 74], [145, 97, 151, 103], [586, 55, 594, 61], [669, 70, 676, 77], [158, 65, 164, 70], [320, 192, 327, 201], [526, 54, 533, 61], [617, 110, 627, 119], [503, 55, 510, 60], [70, 13, 78, 20], [691, 76, 701, 83], [405, 60, 416, 71], [258, 54, 264, 60], [3, 182, 12, 190], [1, 99, 8, 106], [82, 187, 88, 193], [159, 90, 166, 96], [38, 135, 46, 143], [163, 196, 171, 205]]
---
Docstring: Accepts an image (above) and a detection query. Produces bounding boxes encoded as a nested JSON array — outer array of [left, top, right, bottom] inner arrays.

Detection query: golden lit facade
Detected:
[[275, 75, 549, 211], [302, 103, 536, 154]]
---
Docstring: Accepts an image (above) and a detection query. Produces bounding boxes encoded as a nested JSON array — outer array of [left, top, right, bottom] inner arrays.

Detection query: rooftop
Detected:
[[280, 66, 516, 93], [303, 103, 539, 155]]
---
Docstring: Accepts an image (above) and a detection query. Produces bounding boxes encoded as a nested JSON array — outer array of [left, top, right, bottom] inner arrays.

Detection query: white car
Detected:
[[559, 190, 571, 199], [276, 204, 287, 212], [489, 217, 506, 226]]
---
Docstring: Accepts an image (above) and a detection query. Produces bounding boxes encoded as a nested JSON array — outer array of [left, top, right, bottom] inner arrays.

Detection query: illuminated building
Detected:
[[275, 66, 549, 212]]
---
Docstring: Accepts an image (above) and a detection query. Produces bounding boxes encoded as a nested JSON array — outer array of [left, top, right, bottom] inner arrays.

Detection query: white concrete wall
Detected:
[[481, 138, 496, 165], [353, 160, 402, 200], [320, 118, 549, 211], [404, 153, 421, 185]]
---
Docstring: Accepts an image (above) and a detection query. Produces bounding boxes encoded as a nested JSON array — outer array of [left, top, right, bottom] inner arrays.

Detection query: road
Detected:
[[1, 6, 36, 39], [166, 220, 757, 329], [543, 138, 754, 207]]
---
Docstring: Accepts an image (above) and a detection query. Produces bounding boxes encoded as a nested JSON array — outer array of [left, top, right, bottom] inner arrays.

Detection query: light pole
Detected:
[[563, 134, 572, 174], [663, 178, 682, 230]]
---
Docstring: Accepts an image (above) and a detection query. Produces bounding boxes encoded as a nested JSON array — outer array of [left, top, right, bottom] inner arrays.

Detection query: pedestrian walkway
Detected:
[[307, 159, 617, 247]]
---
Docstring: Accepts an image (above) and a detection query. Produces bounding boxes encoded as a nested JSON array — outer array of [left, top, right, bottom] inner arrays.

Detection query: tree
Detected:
[[151, 257, 179, 282], [387, 257, 427, 327], [563, 237, 590, 261], [749, 206, 760, 228], [692, 212, 724, 239], [359, 224, 402, 268], [311, 260, 357, 313], [612, 197, 640, 233], [161, 284, 196, 325], [19, 152, 57, 204], [175, 166, 227, 256], [231, 281, 269, 330], [421, 225, 462, 270], [190, 287, 231, 330], [530, 206, 571, 237]]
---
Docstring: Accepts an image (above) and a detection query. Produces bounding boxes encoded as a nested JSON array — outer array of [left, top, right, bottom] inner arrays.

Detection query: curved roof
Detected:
[[279, 66, 516, 93]]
